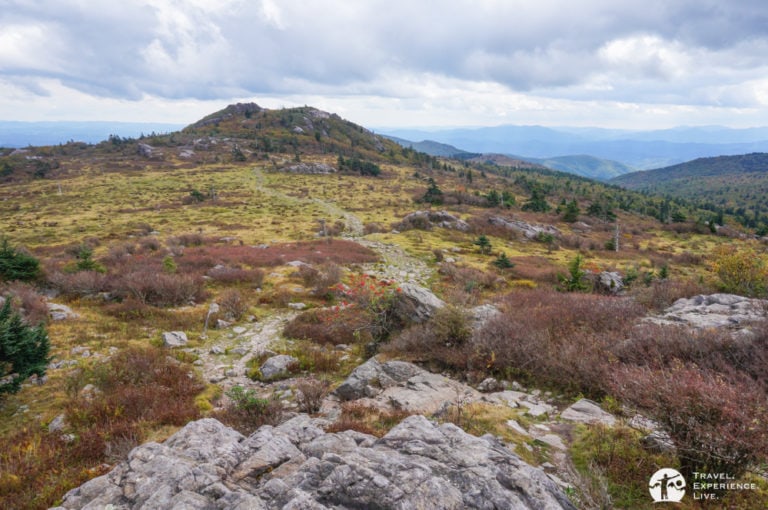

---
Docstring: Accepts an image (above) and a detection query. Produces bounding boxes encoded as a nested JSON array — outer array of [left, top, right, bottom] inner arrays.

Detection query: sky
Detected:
[[2, 0, 768, 129]]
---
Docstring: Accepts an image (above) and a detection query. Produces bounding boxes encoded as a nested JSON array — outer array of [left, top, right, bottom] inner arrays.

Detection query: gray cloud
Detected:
[[2, 0, 768, 125]]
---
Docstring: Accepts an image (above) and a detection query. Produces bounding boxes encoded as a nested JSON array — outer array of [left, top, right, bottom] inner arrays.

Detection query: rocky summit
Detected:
[[53, 415, 575, 510]]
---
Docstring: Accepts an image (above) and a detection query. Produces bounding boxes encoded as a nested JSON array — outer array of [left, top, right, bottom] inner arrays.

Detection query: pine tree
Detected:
[[0, 300, 50, 395], [562, 199, 580, 222], [474, 235, 492, 255], [0, 238, 40, 282]]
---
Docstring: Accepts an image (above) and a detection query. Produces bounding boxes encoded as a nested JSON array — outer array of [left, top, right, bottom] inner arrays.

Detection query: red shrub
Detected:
[[610, 362, 768, 477], [116, 270, 205, 306]]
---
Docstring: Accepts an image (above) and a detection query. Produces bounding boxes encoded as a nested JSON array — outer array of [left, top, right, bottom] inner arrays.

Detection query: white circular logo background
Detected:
[[649, 468, 686, 502]]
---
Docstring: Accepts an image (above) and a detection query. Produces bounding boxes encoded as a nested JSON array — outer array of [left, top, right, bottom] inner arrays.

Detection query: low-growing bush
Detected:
[[326, 402, 413, 437], [284, 307, 371, 345], [1, 282, 48, 325], [629, 278, 712, 311], [295, 377, 331, 414], [207, 266, 265, 286], [217, 288, 248, 321], [117, 270, 206, 306], [610, 362, 768, 479], [214, 385, 283, 435], [48, 270, 110, 297]]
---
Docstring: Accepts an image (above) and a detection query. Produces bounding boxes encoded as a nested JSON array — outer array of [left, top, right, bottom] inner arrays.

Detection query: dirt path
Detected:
[[194, 311, 298, 392]]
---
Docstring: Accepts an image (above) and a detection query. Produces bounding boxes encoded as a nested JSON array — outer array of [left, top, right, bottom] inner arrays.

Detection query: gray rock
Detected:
[[48, 413, 67, 433], [393, 283, 445, 324], [646, 293, 767, 330], [595, 271, 624, 294], [488, 216, 560, 240], [210, 346, 225, 355], [469, 304, 501, 330], [47, 303, 78, 321], [334, 358, 480, 415], [57, 416, 575, 509], [287, 302, 307, 310], [259, 355, 299, 380], [395, 210, 470, 232], [476, 377, 503, 393], [641, 430, 676, 454], [561, 398, 616, 426], [162, 331, 188, 348]]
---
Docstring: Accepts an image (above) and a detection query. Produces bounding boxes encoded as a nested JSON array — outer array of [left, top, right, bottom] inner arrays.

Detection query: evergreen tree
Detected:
[[474, 235, 493, 255], [0, 238, 40, 282], [421, 178, 444, 205], [0, 299, 50, 395], [562, 199, 580, 222], [492, 252, 514, 269], [521, 188, 550, 212]]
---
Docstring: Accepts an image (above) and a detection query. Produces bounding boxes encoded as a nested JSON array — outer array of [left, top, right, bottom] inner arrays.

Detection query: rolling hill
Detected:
[[611, 152, 768, 227]]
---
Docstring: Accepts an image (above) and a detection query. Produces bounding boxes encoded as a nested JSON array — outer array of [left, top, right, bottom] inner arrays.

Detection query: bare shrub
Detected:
[[137, 236, 162, 252], [207, 265, 265, 286], [630, 278, 713, 312], [471, 289, 645, 396], [284, 309, 374, 346], [217, 289, 248, 320], [294, 377, 330, 413], [363, 222, 386, 234], [1, 282, 48, 325], [326, 402, 413, 437], [48, 270, 109, 297], [610, 362, 768, 478], [117, 270, 205, 306], [168, 233, 205, 247]]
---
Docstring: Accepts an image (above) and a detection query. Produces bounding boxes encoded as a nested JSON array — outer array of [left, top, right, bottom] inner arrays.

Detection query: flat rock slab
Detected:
[[560, 398, 616, 426], [646, 293, 767, 330]]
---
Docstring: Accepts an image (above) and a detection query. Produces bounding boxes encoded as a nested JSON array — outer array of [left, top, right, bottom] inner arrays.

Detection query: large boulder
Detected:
[[334, 358, 480, 414], [54, 415, 575, 510], [259, 355, 299, 380], [395, 210, 470, 232], [645, 293, 767, 330], [560, 399, 616, 426], [488, 216, 560, 240], [392, 283, 445, 324], [47, 303, 79, 321], [161, 331, 188, 348]]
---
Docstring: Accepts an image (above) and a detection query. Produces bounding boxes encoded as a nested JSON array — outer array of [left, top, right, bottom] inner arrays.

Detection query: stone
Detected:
[[162, 331, 188, 348], [469, 304, 501, 330], [488, 216, 560, 240], [392, 283, 445, 324], [645, 293, 767, 330], [47, 303, 78, 321], [210, 346, 225, 355], [477, 377, 503, 393], [259, 355, 299, 380], [641, 430, 676, 454], [561, 398, 616, 426], [395, 210, 470, 232], [216, 319, 232, 329], [57, 416, 575, 510], [595, 271, 624, 294], [287, 302, 307, 310], [506, 419, 529, 436], [233, 326, 247, 334], [334, 358, 481, 415], [48, 413, 67, 433], [520, 400, 554, 418]]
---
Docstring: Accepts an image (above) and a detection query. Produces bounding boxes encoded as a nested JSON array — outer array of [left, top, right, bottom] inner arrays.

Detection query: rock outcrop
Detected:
[[392, 283, 446, 324], [334, 358, 479, 414], [54, 415, 575, 510], [645, 293, 766, 329], [488, 216, 560, 240], [395, 210, 470, 232]]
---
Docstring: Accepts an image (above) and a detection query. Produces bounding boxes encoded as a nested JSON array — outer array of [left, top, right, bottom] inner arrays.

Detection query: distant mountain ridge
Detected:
[[0, 121, 184, 147], [380, 125, 768, 170], [611, 153, 768, 214]]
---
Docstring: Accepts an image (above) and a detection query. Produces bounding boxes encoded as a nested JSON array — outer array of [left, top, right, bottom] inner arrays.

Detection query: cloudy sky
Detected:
[[2, 0, 768, 129]]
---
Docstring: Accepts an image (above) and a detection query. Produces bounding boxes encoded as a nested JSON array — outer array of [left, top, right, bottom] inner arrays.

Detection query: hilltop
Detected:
[[1, 103, 767, 509], [612, 152, 768, 230]]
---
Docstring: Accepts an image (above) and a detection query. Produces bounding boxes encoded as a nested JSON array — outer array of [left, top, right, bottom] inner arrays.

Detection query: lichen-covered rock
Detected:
[[392, 283, 445, 324], [161, 331, 188, 348], [645, 293, 767, 329], [488, 216, 560, 240], [259, 354, 299, 380], [561, 398, 616, 426], [55, 415, 575, 510], [395, 210, 470, 232]]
